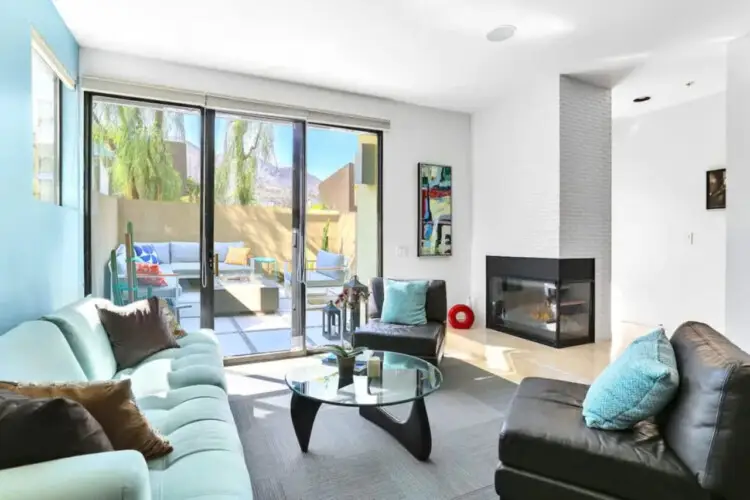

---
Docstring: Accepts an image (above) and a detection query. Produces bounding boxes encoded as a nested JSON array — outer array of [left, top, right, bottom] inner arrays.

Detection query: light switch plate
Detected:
[[396, 246, 408, 257]]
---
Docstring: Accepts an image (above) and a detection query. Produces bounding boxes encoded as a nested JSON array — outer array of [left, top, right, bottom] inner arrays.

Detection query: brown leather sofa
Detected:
[[496, 322, 750, 500], [352, 278, 447, 365]]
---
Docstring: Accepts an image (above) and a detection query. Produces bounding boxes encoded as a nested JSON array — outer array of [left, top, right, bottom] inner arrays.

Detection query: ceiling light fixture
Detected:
[[633, 96, 651, 103], [487, 25, 517, 43]]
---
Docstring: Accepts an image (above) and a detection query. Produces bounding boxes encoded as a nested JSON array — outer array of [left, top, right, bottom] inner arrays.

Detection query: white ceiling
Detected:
[[54, 0, 750, 115]]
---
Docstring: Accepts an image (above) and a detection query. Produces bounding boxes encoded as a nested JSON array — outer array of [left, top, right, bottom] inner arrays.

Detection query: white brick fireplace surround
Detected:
[[471, 74, 612, 341]]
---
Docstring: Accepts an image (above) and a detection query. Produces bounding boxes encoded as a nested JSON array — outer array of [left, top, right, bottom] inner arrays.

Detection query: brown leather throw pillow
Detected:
[[96, 296, 179, 370], [0, 379, 172, 460], [0, 390, 113, 470]]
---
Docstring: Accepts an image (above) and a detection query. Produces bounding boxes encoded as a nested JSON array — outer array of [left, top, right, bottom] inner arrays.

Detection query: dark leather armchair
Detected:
[[496, 322, 750, 500], [352, 278, 446, 365]]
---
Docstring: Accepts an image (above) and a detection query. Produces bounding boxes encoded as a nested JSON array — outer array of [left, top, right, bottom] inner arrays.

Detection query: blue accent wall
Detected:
[[0, 1, 81, 332]]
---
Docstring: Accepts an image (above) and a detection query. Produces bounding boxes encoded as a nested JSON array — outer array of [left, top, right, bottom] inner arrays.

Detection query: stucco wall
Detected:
[[318, 163, 354, 212], [105, 197, 356, 269], [92, 193, 120, 296]]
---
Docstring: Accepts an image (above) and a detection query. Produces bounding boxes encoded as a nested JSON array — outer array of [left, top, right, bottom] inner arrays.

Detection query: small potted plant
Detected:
[[316, 344, 366, 379]]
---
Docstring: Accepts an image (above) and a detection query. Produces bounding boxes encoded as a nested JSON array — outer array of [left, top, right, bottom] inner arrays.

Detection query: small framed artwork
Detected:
[[418, 163, 452, 256], [706, 168, 726, 210]]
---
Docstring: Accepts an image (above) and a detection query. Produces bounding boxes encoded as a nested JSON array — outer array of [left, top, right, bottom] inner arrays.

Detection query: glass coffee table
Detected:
[[285, 351, 442, 461]]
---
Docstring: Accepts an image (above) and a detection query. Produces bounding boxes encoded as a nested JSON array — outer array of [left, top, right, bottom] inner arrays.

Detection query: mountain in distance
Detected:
[[256, 160, 322, 207], [214, 154, 321, 207]]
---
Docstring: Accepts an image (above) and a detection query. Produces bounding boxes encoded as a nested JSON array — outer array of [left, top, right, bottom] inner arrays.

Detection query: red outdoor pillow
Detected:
[[135, 263, 167, 287]]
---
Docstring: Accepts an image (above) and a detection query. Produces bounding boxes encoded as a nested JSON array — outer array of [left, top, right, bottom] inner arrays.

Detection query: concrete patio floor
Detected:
[[176, 283, 352, 357]]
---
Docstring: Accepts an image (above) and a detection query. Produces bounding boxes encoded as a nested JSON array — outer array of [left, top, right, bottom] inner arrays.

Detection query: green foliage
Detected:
[[322, 219, 330, 251], [93, 104, 183, 201], [185, 177, 200, 203], [215, 119, 275, 205]]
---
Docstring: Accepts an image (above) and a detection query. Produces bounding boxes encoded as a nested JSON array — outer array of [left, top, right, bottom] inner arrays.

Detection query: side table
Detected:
[[250, 257, 278, 279]]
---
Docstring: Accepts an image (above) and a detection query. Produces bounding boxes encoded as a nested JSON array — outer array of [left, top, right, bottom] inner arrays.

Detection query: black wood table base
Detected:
[[359, 398, 432, 461], [290, 393, 433, 461], [290, 392, 322, 452]]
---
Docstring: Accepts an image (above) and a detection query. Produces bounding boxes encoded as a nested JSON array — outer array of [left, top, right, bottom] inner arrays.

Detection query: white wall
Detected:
[[612, 93, 726, 336], [726, 35, 750, 350], [470, 75, 561, 324], [560, 77, 612, 340], [80, 49, 472, 307]]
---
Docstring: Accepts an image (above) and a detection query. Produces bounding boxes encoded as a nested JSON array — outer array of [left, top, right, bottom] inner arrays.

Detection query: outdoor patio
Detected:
[[175, 283, 352, 357]]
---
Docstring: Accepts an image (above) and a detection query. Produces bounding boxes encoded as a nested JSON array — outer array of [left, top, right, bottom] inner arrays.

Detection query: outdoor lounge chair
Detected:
[[283, 249, 349, 292]]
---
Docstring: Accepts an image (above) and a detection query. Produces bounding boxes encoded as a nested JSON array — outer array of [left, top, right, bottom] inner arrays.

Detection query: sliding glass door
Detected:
[[302, 125, 380, 348], [85, 92, 381, 362], [204, 112, 306, 357]]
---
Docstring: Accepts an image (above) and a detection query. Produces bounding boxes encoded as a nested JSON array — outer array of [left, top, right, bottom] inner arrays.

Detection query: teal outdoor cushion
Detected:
[[582, 328, 679, 430], [380, 279, 429, 325]]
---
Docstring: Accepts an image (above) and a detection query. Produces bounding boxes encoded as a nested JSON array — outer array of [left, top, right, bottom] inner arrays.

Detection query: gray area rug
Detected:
[[229, 356, 517, 500]]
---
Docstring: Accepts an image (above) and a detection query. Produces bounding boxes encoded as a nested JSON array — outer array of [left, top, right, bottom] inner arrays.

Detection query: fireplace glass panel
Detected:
[[489, 276, 591, 345], [558, 281, 592, 342]]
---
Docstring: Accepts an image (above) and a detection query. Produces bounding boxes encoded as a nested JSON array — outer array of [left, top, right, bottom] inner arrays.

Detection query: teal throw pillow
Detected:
[[380, 279, 429, 326], [582, 328, 679, 430]]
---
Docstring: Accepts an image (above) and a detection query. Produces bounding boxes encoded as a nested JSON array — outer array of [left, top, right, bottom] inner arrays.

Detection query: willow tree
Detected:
[[164, 110, 186, 142], [215, 119, 275, 205], [93, 103, 183, 201]]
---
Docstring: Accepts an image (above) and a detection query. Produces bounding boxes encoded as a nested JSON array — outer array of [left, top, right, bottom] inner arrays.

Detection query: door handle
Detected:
[[293, 229, 305, 284], [202, 250, 217, 287]]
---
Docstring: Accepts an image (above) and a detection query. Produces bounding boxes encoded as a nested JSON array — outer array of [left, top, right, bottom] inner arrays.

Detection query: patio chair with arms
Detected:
[[283, 249, 350, 294]]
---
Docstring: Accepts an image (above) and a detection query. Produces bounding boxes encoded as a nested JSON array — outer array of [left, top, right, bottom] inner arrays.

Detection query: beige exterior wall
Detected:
[[318, 163, 355, 212], [355, 185, 378, 286], [101, 198, 356, 268], [354, 134, 380, 285], [91, 193, 120, 296], [336, 212, 357, 273]]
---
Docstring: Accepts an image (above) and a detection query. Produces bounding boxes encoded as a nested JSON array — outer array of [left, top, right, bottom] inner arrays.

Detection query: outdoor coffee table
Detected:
[[214, 275, 280, 315], [285, 351, 443, 461]]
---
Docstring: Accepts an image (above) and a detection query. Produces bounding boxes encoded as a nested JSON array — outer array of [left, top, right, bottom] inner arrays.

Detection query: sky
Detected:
[[183, 114, 365, 180]]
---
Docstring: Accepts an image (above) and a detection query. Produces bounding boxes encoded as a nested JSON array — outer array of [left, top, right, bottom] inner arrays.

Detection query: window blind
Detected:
[[81, 77, 390, 131]]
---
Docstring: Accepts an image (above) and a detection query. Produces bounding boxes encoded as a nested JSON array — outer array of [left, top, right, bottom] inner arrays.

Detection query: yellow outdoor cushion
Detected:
[[224, 247, 251, 265]]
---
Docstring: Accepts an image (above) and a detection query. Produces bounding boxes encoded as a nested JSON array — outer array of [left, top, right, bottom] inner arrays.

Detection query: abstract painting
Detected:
[[418, 163, 452, 256], [706, 168, 726, 210]]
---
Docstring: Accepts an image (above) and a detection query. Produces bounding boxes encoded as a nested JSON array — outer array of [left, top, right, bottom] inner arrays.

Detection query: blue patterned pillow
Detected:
[[133, 244, 159, 264], [582, 328, 679, 430], [380, 279, 429, 325]]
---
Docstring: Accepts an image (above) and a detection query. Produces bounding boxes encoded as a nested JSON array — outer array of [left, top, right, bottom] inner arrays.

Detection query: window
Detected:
[[31, 45, 61, 204]]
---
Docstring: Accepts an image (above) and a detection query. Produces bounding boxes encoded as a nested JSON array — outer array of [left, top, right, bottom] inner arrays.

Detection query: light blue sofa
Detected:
[[0, 297, 252, 500]]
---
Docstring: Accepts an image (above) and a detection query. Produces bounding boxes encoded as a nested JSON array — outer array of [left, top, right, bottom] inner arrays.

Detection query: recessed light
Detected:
[[487, 25, 517, 43], [633, 96, 651, 103]]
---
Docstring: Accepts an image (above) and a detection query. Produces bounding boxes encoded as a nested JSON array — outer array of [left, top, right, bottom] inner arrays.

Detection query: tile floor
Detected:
[[444, 321, 655, 385]]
